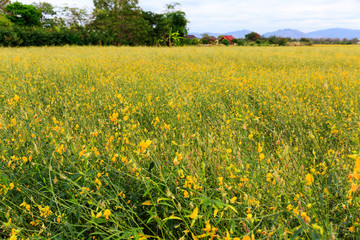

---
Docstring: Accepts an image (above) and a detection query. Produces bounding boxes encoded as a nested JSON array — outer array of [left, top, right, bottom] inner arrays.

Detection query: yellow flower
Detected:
[[9, 183, 14, 190], [163, 123, 170, 131], [301, 212, 310, 223], [351, 183, 358, 193], [218, 177, 223, 185], [305, 173, 314, 185], [10, 228, 17, 240], [286, 204, 293, 211], [10, 118, 17, 126], [190, 207, 199, 219], [104, 209, 111, 220], [354, 157, 360, 173], [142, 200, 152, 206], [139, 140, 152, 152], [242, 236, 251, 240], [183, 190, 189, 198], [13, 95, 20, 102], [110, 112, 119, 122], [56, 144, 65, 155], [96, 212, 102, 218], [173, 157, 180, 166]]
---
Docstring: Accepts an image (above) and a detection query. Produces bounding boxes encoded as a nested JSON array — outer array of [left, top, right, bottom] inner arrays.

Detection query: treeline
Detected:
[[189, 32, 359, 47], [0, 0, 188, 47], [1, 0, 359, 47]]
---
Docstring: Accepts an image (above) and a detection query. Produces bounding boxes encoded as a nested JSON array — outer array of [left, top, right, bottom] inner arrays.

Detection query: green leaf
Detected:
[[149, 162, 155, 172], [291, 226, 304, 240]]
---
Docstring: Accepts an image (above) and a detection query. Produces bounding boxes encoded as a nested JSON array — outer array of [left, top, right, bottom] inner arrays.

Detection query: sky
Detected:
[[18, 0, 360, 34]]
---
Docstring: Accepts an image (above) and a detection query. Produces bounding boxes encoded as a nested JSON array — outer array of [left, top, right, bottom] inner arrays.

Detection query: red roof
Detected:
[[185, 35, 197, 39], [221, 35, 235, 42]]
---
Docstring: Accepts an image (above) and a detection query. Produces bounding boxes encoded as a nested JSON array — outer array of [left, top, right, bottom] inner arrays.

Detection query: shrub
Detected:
[[245, 32, 261, 42], [0, 13, 13, 28], [231, 38, 238, 45], [201, 38, 209, 44], [221, 39, 229, 46]]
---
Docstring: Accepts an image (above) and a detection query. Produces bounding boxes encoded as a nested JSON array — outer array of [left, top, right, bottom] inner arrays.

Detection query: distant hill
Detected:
[[189, 32, 221, 38], [263, 29, 308, 39], [224, 30, 252, 38], [190, 28, 360, 39], [307, 28, 360, 39], [189, 30, 251, 38]]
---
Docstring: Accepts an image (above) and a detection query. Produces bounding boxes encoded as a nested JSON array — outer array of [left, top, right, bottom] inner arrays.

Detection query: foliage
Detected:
[[0, 12, 12, 27], [60, 6, 89, 31], [163, 3, 188, 37], [32, 2, 56, 28], [0, 0, 10, 13], [201, 37, 210, 44], [4, 2, 42, 27], [267, 35, 290, 46], [167, 28, 183, 46], [91, 0, 150, 46], [221, 38, 230, 46], [0, 27, 98, 46], [142, 10, 169, 45], [245, 31, 261, 42]]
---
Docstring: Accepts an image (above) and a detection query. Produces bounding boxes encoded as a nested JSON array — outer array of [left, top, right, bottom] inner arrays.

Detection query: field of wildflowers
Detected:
[[1, 46, 360, 239]]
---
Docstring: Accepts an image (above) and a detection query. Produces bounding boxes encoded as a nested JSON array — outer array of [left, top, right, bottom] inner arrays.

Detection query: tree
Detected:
[[0, 12, 12, 27], [91, 0, 150, 45], [142, 10, 168, 45], [0, 0, 10, 14], [245, 32, 260, 42], [164, 3, 188, 37], [32, 2, 56, 28], [61, 6, 89, 30], [5, 2, 42, 27], [221, 39, 230, 46]]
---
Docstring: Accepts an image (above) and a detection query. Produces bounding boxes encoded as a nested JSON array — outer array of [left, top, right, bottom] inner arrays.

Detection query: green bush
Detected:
[[0, 13, 13, 28], [221, 39, 229, 46]]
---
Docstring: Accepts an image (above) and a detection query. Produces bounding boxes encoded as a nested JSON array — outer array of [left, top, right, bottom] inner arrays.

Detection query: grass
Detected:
[[1, 45, 360, 239]]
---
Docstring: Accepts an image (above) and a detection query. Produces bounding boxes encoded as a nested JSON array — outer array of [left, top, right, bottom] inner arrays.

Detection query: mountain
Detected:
[[263, 29, 308, 39], [189, 32, 222, 38], [224, 30, 252, 38], [189, 30, 252, 38], [307, 28, 360, 39]]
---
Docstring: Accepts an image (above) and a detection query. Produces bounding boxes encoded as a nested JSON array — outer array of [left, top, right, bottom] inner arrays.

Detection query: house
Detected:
[[209, 36, 217, 43], [185, 35, 197, 40], [218, 35, 235, 44], [201, 36, 217, 44]]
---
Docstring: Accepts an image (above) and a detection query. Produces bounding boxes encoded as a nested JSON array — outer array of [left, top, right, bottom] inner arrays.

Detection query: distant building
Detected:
[[201, 36, 217, 44], [185, 35, 197, 40], [218, 35, 235, 44], [209, 36, 217, 42]]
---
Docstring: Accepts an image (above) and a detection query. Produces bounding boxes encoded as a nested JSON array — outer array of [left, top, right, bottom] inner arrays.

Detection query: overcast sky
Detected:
[[18, 0, 360, 33]]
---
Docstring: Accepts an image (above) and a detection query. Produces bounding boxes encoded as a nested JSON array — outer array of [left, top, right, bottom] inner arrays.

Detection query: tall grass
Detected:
[[1, 46, 360, 239]]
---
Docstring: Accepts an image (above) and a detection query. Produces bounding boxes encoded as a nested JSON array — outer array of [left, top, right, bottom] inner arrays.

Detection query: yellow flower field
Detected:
[[1, 46, 360, 239]]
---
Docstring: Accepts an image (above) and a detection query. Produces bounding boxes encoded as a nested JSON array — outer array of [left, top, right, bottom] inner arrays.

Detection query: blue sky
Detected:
[[18, 0, 360, 33]]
